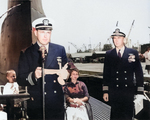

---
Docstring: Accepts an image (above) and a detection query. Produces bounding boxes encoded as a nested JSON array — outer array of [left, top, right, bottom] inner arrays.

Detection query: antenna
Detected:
[[116, 21, 119, 27]]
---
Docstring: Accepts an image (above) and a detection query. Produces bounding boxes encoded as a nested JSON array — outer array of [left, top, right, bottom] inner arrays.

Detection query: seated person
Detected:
[[64, 68, 90, 120], [0, 104, 7, 120], [3, 70, 19, 95]]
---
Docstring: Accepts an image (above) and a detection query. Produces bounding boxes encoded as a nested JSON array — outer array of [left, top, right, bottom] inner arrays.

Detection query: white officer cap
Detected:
[[32, 17, 54, 30], [111, 28, 126, 38]]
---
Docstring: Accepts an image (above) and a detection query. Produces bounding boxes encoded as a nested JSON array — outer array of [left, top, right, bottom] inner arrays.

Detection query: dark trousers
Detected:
[[27, 107, 64, 120], [110, 90, 134, 120], [110, 101, 134, 120]]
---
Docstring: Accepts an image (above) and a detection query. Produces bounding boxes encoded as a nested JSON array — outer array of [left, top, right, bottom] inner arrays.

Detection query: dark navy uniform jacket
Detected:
[[103, 47, 144, 120], [103, 46, 143, 94], [17, 42, 67, 118]]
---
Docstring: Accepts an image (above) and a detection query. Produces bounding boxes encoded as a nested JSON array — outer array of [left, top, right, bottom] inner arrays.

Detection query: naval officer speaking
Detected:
[[103, 28, 144, 120], [17, 17, 68, 120]]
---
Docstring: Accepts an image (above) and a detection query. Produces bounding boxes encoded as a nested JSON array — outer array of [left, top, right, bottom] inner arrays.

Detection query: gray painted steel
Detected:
[[89, 96, 111, 120]]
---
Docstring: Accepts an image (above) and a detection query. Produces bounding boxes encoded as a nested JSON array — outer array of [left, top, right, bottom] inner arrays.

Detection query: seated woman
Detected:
[[64, 68, 90, 120]]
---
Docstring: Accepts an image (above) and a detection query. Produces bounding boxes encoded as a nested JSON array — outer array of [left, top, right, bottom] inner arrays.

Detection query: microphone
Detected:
[[39, 46, 47, 61]]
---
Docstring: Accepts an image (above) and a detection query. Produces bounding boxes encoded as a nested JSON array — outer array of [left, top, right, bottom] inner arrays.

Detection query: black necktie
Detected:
[[118, 50, 121, 58], [44, 48, 48, 67]]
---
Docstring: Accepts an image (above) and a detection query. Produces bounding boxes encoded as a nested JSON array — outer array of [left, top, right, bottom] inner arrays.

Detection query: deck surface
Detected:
[[89, 96, 111, 120]]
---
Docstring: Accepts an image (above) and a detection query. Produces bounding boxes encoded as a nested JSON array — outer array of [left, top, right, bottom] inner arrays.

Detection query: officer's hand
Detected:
[[57, 63, 69, 79], [35, 67, 42, 79], [57, 76, 65, 85], [103, 93, 109, 102]]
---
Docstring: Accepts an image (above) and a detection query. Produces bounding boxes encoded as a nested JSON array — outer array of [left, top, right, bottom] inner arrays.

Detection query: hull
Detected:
[[0, 0, 45, 84]]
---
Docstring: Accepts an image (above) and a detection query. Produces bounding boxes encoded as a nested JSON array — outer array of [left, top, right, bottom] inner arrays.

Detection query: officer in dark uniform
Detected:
[[17, 17, 67, 120], [103, 28, 144, 120]]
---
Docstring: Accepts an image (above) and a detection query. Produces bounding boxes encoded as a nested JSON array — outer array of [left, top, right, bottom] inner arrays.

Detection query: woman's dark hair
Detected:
[[70, 68, 79, 75]]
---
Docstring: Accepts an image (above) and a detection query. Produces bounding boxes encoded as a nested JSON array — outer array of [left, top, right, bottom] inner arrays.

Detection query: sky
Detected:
[[41, 0, 150, 53], [0, 0, 150, 53]]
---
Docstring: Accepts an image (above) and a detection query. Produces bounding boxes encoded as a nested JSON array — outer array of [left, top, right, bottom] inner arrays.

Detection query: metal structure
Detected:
[[68, 42, 83, 52], [126, 20, 135, 47], [0, 0, 45, 84]]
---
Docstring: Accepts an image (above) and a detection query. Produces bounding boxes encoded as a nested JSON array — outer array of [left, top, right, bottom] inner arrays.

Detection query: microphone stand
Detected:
[[39, 46, 47, 120], [57, 57, 62, 70], [42, 59, 45, 120], [57, 57, 67, 120]]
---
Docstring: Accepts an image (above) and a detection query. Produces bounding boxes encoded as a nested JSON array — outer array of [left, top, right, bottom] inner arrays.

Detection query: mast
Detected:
[[126, 20, 135, 47]]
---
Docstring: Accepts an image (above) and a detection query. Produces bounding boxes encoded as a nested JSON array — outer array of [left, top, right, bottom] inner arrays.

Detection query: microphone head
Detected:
[[39, 46, 46, 51], [39, 46, 47, 60]]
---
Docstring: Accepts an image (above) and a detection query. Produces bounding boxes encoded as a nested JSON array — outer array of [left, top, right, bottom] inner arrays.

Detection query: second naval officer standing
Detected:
[[103, 28, 144, 120]]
